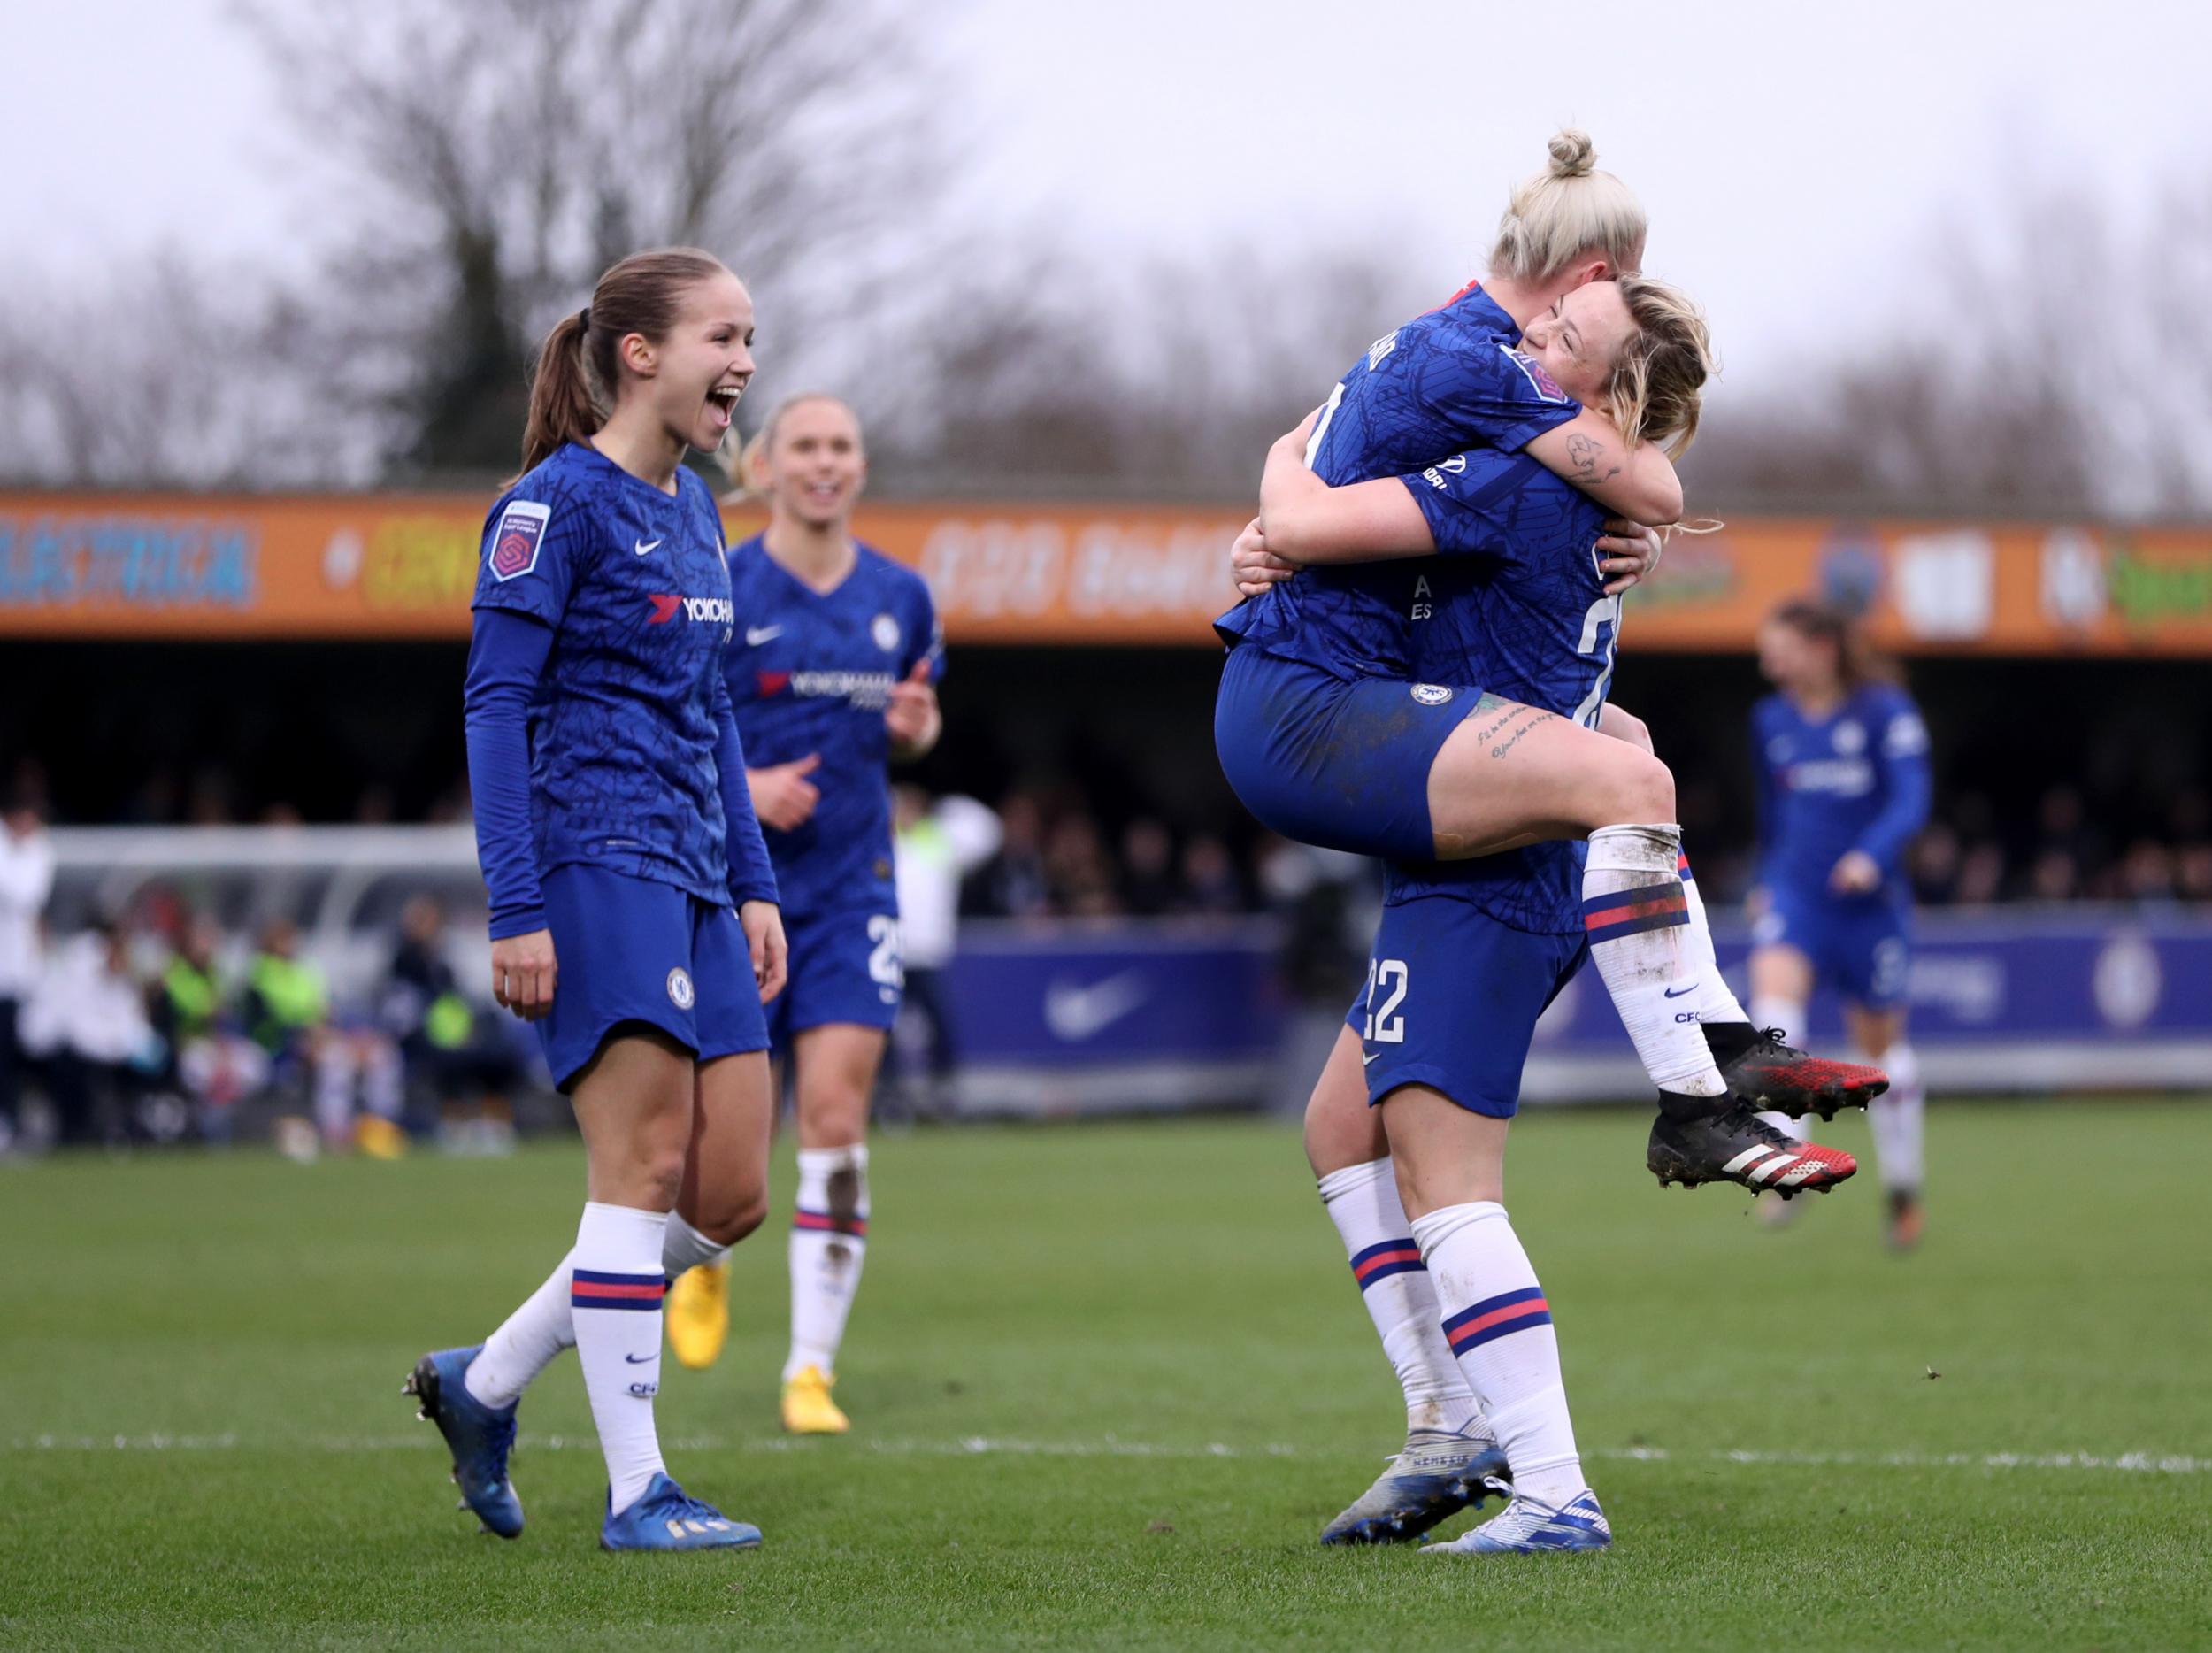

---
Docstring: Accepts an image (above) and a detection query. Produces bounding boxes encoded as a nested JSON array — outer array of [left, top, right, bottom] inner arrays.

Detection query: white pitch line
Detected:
[[5, 1433, 2207, 1476]]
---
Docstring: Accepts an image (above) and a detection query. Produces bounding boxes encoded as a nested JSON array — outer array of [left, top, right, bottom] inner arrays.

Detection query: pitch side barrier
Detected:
[[43, 828, 2212, 1114], [941, 910, 2212, 1112]]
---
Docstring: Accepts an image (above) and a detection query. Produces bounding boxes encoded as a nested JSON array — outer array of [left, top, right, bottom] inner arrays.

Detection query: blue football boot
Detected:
[[600, 1472, 763, 1552], [403, 1345, 523, 1539], [1424, 1479, 1612, 1555], [1319, 1426, 1512, 1544]]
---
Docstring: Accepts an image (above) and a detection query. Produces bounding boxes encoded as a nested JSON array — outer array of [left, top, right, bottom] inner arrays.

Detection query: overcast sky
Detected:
[[7, 0, 2208, 400]]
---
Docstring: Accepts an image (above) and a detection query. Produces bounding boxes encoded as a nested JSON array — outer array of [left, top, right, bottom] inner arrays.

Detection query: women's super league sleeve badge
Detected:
[[489, 500, 552, 580], [1500, 345, 1573, 404]]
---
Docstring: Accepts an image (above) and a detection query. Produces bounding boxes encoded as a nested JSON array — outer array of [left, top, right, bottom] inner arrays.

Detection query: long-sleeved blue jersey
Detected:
[[1752, 683, 1932, 906], [465, 442, 777, 938]]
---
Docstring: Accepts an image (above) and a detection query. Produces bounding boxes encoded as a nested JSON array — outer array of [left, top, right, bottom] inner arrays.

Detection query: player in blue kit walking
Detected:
[[1747, 599, 1933, 1248], [662, 395, 942, 1435], [403, 249, 787, 1553]]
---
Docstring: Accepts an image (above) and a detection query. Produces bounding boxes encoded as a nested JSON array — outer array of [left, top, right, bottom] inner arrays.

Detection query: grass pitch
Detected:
[[2, 1099, 2208, 1651]]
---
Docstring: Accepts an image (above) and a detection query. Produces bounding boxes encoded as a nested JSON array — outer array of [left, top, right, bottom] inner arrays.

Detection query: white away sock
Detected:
[[465, 1249, 578, 1410], [1865, 1042, 1925, 1194], [1410, 1201, 1585, 1507], [570, 1201, 670, 1514], [1677, 853, 1749, 1026], [663, 1211, 730, 1279], [1316, 1157, 1482, 1436], [460, 1211, 726, 1419], [1583, 824, 1726, 1098], [785, 1144, 869, 1383]]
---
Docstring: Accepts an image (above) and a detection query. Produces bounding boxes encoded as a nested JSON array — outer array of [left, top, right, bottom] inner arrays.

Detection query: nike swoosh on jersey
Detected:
[[634, 538, 663, 555], [745, 626, 783, 645]]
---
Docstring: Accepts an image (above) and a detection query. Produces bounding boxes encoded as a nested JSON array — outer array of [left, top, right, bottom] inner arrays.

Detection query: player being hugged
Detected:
[[662, 395, 943, 1435], [404, 248, 787, 1553], [1747, 600, 1933, 1247]]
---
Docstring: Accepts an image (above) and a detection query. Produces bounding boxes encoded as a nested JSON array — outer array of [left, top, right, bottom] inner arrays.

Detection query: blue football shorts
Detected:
[[1753, 886, 1912, 1010], [1215, 642, 1482, 864], [536, 863, 769, 1091], [766, 906, 903, 1054], [1343, 893, 1587, 1118]]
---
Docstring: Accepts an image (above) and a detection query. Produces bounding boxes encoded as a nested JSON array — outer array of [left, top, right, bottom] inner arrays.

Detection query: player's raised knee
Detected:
[[691, 1182, 768, 1247], [1605, 749, 1675, 825]]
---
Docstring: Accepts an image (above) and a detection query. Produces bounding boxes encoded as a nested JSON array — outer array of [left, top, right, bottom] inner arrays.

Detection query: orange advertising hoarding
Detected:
[[3, 491, 2210, 655]]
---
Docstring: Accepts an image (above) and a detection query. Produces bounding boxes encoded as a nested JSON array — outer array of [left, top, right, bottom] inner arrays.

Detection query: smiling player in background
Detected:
[[664, 395, 943, 1434]]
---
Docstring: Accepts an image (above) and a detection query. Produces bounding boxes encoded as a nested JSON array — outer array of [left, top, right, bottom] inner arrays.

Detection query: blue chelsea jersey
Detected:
[[725, 535, 943, 922], [470, 443, 739, 907], [1381, 448, 1618, 934], [1754, 684, 1932, 906], [1215, 283, 1581, 680]]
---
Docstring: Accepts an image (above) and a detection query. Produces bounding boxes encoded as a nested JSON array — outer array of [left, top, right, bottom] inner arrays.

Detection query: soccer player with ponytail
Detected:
[[404, 248, 786, 1553]]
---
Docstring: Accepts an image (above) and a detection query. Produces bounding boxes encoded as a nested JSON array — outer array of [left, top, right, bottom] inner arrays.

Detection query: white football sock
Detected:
[[1583, 825, 1726, 1098], [1677, 854, 1749, 1025], [461, 1211, 726, 1417], [1865, 1042, 1924, 1194], [465, 1249, 577, 1410], [1749, 995, 1806, 1045], [1317, 1157, 1483, 1436], [570, 1201, 670, 1515], [663, 1211, 730, 1279], [785, 1144, 869, 1383], [1411, 1201, 1584, 1508], [1754, 1110, 1799, 1142]]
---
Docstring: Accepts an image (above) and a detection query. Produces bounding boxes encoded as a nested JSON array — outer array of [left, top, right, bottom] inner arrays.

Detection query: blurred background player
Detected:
[[405, 248, 787, 1553], [1748, 599, 1933, 1247], [0, 791, 54, 1155], [665, 395, 943, 1436], [888, 786, 1002, 1120]]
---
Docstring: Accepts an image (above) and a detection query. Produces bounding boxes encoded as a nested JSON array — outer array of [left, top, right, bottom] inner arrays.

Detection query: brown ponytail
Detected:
[[511, 246, 734, 483], [1770, 597, 1898, 692]]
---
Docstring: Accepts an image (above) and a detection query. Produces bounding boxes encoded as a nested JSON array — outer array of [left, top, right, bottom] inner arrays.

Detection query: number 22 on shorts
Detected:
[[1361, 958, 1409, 1044]]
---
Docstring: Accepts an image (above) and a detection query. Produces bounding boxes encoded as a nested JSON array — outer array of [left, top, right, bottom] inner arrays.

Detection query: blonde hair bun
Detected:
[[1546, 128, 1596, 178]]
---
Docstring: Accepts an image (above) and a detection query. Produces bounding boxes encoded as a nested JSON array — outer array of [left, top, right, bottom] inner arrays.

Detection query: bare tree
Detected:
[[0, 253, 375, 489], [1690, 182, 2212, 519], [235, 0, 948, 477], [872, 244, 1427, 497]]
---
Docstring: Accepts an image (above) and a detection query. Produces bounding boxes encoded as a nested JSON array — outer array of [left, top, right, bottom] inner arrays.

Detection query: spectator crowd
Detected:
[[5, 762, 2209, 1157]]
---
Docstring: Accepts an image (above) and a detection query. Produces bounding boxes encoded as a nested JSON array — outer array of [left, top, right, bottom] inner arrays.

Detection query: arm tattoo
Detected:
[[1565, 433, 1622, 486]]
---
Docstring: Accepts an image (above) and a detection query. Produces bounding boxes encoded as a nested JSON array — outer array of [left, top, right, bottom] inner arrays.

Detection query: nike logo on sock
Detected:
[[1362, 1052, 1380, 1065], [625, 1352, 655, 1365], [1663, 982, 1700, 998]]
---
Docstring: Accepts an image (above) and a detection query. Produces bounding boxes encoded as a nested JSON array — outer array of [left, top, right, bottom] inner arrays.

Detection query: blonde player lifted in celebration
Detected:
[[665, 396, 943, 1433]]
